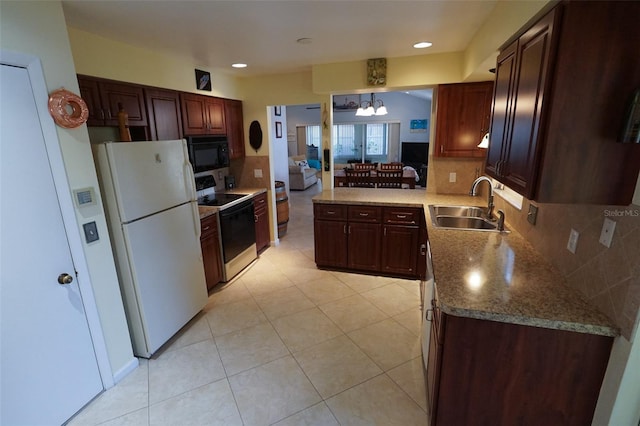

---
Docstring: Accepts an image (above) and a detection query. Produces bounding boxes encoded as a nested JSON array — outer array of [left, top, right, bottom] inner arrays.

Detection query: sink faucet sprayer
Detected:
[[470, 176, 495, 219]]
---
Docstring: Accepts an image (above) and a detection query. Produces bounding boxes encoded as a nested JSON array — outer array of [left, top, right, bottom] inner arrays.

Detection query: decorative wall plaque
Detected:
[[367, 58, 387, 86]]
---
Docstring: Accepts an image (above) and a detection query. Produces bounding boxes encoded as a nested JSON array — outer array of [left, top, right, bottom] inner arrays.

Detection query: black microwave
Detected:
[[186, 135, 229, 172]]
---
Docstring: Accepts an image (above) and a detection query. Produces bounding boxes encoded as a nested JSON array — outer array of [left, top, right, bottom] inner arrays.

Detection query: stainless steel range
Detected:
[[196, 175, 257, 282]]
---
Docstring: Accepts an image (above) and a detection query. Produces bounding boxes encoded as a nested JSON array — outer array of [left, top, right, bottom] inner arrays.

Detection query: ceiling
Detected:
[[61, 0, 498, 78]]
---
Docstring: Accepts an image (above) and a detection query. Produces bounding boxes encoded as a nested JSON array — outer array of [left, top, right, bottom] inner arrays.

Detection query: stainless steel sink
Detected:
[[428, 204, 509, 233], [429, 205, 486, 218]]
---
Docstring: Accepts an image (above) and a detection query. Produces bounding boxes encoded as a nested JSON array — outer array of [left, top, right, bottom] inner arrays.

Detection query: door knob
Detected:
[[57, 273, 74, 285]]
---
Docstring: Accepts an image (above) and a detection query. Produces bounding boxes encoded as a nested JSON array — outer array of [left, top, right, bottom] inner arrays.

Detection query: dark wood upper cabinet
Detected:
[[77, 77, 103, 126], [434, 81, 494, 158], [77, 75, 148, 128], [181, 93, 226, 135], [145, 88, 183, 141], [225, 99, 245, 159], [486, 2, 640, 204]]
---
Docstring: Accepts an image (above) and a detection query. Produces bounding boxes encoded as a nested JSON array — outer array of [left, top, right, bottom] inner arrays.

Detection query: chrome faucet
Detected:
[[470, 176, 495, 219]]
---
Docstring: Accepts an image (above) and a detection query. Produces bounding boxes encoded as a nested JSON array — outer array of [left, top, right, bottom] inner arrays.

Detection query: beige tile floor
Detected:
[[70, 183, 428, 426]]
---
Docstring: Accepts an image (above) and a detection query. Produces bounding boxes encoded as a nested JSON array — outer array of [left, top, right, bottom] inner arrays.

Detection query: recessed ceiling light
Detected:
[[232, 63, 247, 68], [413, 41, 433, 49], [296, 38, 312, 45]]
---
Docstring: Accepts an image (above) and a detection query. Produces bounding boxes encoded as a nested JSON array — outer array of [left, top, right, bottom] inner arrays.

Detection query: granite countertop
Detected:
[[198, 187, 267, 220], [313, 188, 618, 337]]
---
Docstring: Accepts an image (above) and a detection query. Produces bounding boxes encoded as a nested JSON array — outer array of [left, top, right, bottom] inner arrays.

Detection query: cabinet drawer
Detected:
[[200, 213, 218, 239], [254, 192, 267, 214], [383, 207, 422, 225], [314, 203, 347, 221], [348, 205, 381, 223]]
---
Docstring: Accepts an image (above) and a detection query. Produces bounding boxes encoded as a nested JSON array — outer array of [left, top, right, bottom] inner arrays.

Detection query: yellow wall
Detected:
[[68, 27, 241, 99], [463, 0, 551, 80], [1, 1, 134, 378]]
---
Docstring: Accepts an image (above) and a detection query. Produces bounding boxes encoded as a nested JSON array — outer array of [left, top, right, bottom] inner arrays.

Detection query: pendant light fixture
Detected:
[[356, 93, 388, 117]]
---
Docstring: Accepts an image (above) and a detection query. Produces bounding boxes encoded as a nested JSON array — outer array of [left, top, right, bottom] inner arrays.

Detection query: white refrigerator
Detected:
[[93, 139, 208, 358]]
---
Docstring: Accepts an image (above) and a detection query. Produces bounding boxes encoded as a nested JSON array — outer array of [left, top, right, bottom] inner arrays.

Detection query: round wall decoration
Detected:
[[48, 88, 89, 129], [249, 120, 263, 152]]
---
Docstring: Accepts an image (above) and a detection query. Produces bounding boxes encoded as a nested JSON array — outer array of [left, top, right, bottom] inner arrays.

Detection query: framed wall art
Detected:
[[195, 69, 212, 91], [367, 58, 387, 87]]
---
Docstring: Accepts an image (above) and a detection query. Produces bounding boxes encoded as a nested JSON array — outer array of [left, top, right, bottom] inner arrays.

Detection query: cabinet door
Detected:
[[500, 10, 555, 198], [314, 219, 348, 268], [99, 81, 148, 127], [254, 193, 269, 253], [426, 312, 443, 426], [486, 40, 518, 179], [181, 93, 208, 135], [435, 82, 494, 158], [381, 225, 419, 275], [205, 98, 226, 135], [225, 99, 245, 159], [348, 223, 381, 271], [145, 88, 182, 140], [77, 76, 104, 126], [200, 215, 222, 290]]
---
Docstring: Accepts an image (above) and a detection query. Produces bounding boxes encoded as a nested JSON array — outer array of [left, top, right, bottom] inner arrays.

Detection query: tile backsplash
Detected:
[[495, 196, 640, 340], [229, 156, 270, 190], [427, 157, 486, 195]]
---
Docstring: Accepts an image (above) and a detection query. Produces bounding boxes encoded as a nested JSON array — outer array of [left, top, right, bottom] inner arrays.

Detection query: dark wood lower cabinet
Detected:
[[347, 222, 381, 271], [200, 213, 223, 291], [314, 218, 348, 268], [313, 203, 426, 279], [254, 192, 269, 253], [427, 309, 613, 426]]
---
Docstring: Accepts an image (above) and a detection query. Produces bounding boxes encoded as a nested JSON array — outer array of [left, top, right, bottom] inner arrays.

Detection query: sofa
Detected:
[[288, 155, 318, 190]]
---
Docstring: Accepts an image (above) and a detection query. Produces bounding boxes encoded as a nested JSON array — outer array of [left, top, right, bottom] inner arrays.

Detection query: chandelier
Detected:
[[356, 93, 388, 117]]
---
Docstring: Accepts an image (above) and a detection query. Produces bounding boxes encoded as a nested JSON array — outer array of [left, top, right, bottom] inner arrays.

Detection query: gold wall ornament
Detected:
[[367, 58, 387, 86]]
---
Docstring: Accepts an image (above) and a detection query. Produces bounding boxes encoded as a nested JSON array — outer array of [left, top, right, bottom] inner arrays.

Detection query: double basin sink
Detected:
[[428, 205, 509, 233]]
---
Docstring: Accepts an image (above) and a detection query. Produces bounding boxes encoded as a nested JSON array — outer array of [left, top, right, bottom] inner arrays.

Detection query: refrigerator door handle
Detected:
[[183, 142, 197, 201], [182, 140, 200, 239], [192, 201, 201, 239]]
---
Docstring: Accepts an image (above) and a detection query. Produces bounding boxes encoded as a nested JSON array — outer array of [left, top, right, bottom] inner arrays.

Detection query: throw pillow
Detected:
[[307, 159, 321, 170], [295, 160, 310, 169]]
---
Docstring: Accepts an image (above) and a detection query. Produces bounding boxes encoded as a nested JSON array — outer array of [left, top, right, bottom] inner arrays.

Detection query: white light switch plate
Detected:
[[567, 228, 579, 254], [449, 172, 456, 183], [599, 218, 616, 248], [254, 169, 263, 178]]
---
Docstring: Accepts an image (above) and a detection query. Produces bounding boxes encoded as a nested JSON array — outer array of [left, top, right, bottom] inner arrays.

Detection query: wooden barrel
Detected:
[[275, 181, 289, 237]]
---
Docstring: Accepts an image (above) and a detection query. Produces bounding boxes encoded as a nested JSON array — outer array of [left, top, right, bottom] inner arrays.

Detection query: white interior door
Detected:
[[0, 64, 102, 425]]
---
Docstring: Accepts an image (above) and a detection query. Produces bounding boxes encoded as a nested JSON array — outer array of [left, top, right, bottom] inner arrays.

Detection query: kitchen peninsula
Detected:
[[313, 188, 617, 425]]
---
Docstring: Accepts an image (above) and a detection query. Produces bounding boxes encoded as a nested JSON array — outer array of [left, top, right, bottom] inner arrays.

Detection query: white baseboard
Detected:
[[111, 357, 139, 388]]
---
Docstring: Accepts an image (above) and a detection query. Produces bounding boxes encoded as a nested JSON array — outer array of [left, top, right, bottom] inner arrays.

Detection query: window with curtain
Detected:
[[304, 123, 392, 164], [305, 125, 321, 147]]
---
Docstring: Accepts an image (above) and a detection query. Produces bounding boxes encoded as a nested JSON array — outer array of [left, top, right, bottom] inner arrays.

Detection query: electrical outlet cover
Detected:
[[567, 229, 579, 254], [527, 204, 538, 225], [599, 218, 616, 248]]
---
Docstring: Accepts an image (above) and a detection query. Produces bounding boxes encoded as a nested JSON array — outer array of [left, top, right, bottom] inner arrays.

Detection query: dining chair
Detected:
[[353, 163, 377, 171], [379, 162, 403, 171], [345, 169, 374, 187], [376, 170, 403, 188]]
